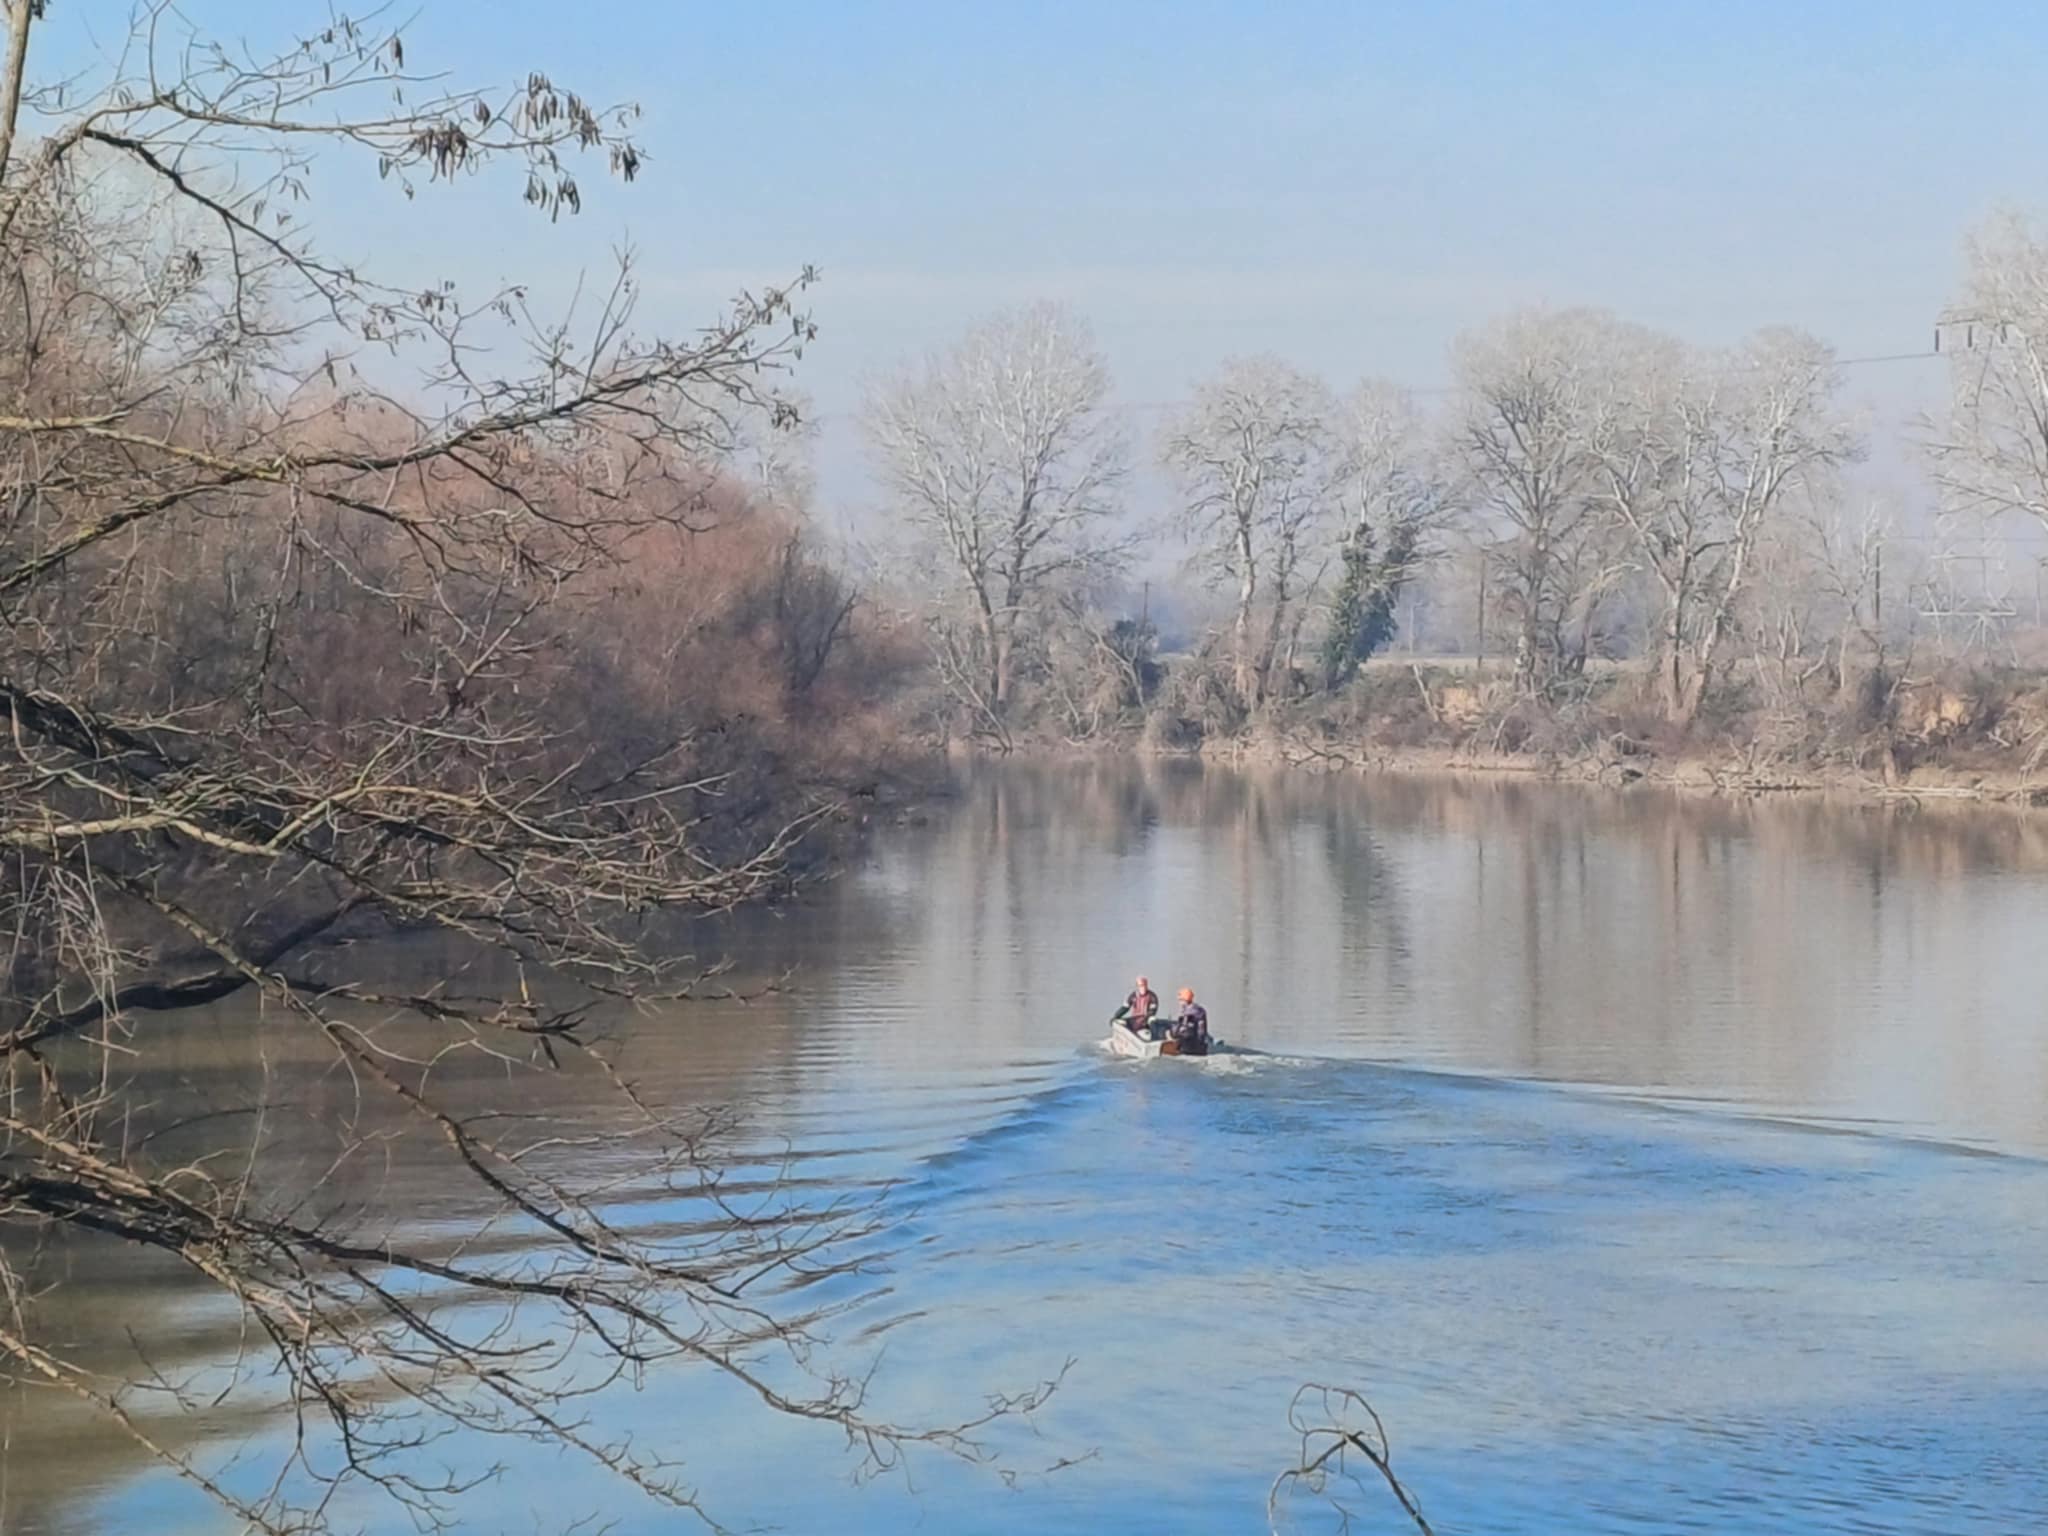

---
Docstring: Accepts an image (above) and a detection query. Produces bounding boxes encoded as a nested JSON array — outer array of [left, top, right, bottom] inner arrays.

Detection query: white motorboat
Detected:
[[1104, 1022, 1211, 1059]]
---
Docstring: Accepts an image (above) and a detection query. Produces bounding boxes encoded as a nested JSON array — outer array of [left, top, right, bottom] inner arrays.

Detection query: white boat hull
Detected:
[[1106, 1022, 1164, 1059]]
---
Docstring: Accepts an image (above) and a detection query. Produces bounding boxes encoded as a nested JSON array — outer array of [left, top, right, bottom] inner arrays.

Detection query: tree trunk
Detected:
[[1514, 608, 1540, 695], [995, 513, 1032, 713], [975, 592, 1005, 717], [0, 1, 35, 189], [1255, 592, 1288, 708], [1513, 531, 1547, 696], [1235, 527, 1258, 711], [1661, 601, 1687, 721], [1681, 593, 1738, 729], [1676, 666, 1708, 729]]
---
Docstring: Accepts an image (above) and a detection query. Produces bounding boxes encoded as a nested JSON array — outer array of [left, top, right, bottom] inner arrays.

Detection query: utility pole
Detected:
[[1475, 558, 1487, 674]]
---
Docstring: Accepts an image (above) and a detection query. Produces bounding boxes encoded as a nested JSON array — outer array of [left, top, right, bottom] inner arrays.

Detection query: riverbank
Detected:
[[981, 655, 2048, 809], [1247, 734, 2048, 806], [995, 734, 2048, 811]]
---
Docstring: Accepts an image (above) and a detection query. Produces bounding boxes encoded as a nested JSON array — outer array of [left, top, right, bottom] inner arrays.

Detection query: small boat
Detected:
[[1105, 1023, 1212, 1060]]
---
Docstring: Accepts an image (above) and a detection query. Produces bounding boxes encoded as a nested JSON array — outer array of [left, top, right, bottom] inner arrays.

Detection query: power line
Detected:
[[1839, 349, 1943, 367]]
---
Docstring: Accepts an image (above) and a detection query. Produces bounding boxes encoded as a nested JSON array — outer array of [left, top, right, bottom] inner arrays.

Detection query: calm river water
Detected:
[[12, 762, 2048, 1534]]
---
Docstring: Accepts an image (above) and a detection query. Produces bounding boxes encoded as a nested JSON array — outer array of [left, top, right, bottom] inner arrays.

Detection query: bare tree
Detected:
[[763, 529, 860, 697], [0, 7, 1048, 1533], [737, 387, 821, 514], [1805, 496, 1897, 709], [1162, 357, 1338, 711], [1588, 326, 1855, 724], [1039, 592, 1157, 740], [1320, 381, 1450, 689], [1926, 210, 2048, 535], [1448, 310, 1618, 694], [862, 303, 1129, 735]]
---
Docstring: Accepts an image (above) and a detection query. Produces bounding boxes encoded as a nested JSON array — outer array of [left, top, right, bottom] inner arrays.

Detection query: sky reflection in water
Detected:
[[35, 764, 2048, 1534]]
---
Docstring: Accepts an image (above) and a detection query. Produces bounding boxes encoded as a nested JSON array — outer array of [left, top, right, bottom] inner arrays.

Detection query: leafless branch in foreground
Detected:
[[1270, 1384, 1435, 1536], [0, 4, 1047, 1531]]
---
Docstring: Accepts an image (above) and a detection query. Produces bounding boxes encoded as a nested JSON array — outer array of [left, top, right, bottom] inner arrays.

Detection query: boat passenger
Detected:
[[1112, 975, 1160, 1039], [1170, 987, 1210, 1055]]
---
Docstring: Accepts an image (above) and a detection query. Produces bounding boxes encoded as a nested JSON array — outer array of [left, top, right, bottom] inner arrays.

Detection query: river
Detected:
[[10, 761, 2048, 1534]]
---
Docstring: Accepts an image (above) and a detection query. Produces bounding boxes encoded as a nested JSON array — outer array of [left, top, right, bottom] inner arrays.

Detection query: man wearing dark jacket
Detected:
[[1169, 987, 1210, 1055], [1112, 975, 1160, 1039]]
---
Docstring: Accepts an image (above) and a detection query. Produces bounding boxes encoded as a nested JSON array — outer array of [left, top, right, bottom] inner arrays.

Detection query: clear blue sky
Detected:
[[37, 2, 2048, 520]]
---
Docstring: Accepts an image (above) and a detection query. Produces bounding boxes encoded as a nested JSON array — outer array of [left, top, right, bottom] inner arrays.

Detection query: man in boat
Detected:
[[1168, 987, 1210, 1056], [1111, 975, 1160, 1040]]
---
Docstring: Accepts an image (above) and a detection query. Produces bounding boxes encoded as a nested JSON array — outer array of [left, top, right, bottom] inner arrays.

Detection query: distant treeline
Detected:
[[851, 219, 2048, 781]]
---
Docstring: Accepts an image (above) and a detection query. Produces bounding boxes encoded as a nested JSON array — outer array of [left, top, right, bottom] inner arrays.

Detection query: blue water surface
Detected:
[[53, 767, 2048, 1534]]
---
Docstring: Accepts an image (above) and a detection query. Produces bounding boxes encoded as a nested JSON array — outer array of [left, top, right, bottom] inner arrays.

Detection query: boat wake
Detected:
[[1089, 1036, 1319, 1072]]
